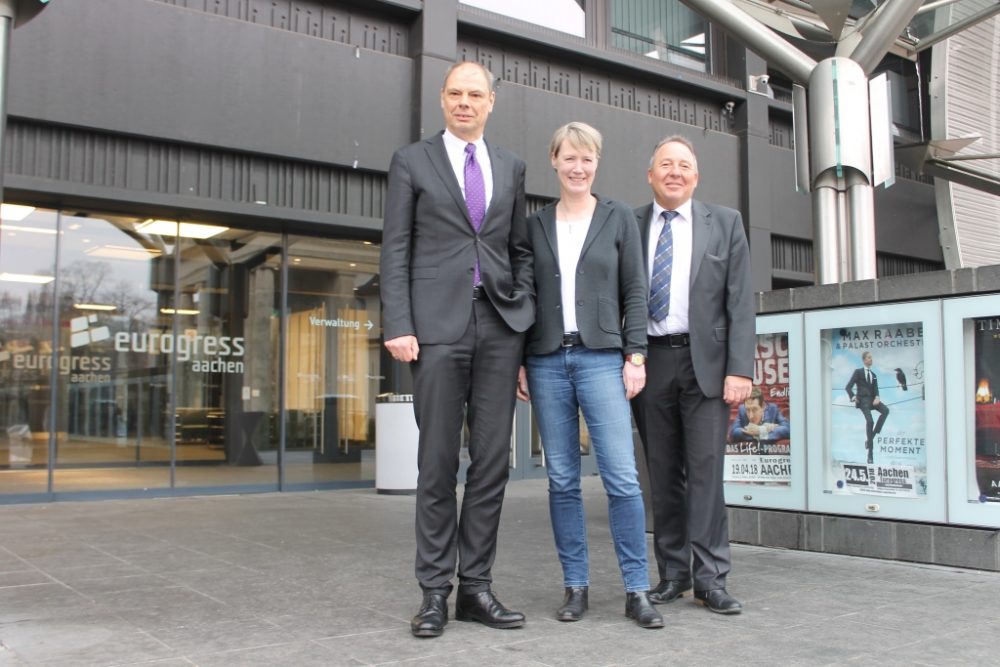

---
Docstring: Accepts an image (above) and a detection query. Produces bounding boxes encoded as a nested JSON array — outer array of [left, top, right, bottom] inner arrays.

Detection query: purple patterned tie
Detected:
[[464, 143, 486, 285]]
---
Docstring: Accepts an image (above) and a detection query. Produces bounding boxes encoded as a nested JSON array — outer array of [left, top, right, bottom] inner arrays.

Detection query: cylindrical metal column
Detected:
[[0, 6, 12, 203], [812, 184, 841, 284], [847, 177, 877, 280]]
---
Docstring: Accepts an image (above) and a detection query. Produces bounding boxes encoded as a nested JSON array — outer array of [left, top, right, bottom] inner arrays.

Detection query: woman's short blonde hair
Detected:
[[550, 122, 602, 159]]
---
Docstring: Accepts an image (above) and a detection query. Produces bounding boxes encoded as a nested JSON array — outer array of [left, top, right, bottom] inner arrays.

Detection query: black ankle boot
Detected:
[[556, 586, 588, 621], [626, 591, 664, 629]]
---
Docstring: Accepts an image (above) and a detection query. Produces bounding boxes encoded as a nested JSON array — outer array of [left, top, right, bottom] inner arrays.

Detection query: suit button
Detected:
[[577, 300, 584, 305]]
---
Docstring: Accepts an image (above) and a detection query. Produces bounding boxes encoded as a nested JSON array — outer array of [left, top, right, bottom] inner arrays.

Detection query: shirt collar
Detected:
[[443, 129, 486, 155], [652, 198, 693, 224]]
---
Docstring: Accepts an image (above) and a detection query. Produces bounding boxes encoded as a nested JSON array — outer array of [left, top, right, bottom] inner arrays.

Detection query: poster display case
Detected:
[[724, 313, 806, 510], [943, 295, 1000, 527], [805, 303, 946, 521]]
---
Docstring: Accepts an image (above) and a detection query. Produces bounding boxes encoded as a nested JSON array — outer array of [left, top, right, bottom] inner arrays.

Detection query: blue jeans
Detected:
[[526, 347, 650, 593]]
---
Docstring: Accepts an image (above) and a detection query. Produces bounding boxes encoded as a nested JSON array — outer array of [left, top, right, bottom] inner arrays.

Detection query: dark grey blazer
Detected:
[[525, 196, 647, 357], [635, 199, 755, 396], [380, 132, 535, 345]]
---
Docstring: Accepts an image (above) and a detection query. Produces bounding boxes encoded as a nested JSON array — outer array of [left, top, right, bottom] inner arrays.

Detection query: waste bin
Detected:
[[6, 424, 32, 468], [375, 394, 418, 494]]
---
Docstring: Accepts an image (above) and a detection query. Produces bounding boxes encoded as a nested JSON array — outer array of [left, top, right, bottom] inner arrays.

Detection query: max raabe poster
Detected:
[[826, 323, 927, 497], [724, 332, 791, 486], [973, 316, 1000, 502]]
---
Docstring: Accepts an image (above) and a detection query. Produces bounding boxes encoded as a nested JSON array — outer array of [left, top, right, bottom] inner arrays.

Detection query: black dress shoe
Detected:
[[410, 593, 448, 638], [625, 592, 664, 629], [648, 578, 692, 604], [455, 590, 525, 629], [556, 586, 588, 622], [694, 588, 743, 615]]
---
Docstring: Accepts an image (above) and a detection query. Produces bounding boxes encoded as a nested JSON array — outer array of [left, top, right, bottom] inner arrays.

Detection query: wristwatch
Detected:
[[626, 353, 646, 366]]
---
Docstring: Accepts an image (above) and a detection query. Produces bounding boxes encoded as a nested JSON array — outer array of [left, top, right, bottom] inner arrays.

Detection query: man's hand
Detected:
[[517, 366, 530, 402], [385, 335, 420, 363], [723, 375, 752, 407], [623, 362, 646, 400], [873, 397, 881, 407]]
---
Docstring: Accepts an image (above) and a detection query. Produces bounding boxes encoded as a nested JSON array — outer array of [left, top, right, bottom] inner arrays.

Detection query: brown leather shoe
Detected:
[[455, 590, 525, 629], [410, 593, 448, 638]]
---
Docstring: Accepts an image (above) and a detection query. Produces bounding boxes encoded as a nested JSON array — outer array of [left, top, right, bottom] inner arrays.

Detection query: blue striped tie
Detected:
[[648, 210, 677, 321]]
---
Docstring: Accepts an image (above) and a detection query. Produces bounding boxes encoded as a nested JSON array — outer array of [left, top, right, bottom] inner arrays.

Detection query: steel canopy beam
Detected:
[[681, 0, 817, 84]]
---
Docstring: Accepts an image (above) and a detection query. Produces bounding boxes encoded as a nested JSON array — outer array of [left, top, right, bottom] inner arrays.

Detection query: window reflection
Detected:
[[612, 0, 708, 71], [461, 0, 586, 38], [0, 206, 57, 493]]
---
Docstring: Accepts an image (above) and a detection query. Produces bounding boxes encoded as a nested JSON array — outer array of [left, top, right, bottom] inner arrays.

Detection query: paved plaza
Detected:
[[0, 477, 997, 666]]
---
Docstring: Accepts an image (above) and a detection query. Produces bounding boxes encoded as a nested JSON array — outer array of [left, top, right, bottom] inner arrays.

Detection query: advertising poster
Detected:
[[724, 332, 791, 486], [825, 322, 926, 497], [973, 316, 1000, 502]]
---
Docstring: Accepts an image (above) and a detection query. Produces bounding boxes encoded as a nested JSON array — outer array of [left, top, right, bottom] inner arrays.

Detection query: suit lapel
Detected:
[[485, 139, 505, 225], [580, 199, 613, 260], [423, 133, 471, 225], [635, 204, 655, 270], [536, 203, 559, 262], [689, 199, 712, 287]]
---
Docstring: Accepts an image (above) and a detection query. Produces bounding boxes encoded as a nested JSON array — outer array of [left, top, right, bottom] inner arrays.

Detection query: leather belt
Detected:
[[472, 285, 485, 300], [648, 333, 690, 348], [561, 332, 583, 347]]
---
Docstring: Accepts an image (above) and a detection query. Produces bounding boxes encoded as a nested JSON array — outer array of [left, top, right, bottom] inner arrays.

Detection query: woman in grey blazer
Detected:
[[516, 122, 661, 629]]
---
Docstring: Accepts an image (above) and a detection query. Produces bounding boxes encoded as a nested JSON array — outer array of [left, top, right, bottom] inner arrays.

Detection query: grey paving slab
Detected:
[[0, 478, 998, 666]]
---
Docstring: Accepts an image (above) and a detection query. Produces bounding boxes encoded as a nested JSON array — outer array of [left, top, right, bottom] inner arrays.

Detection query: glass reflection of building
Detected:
[[0, 206, 385, 497]]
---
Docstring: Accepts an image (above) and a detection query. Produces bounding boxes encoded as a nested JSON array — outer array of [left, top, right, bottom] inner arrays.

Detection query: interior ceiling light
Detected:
[[160, 307, 200, 315], [1, 204, 36, 221], [74, 303, 117, 311], [0, 272, 55, 284], [85, 245, 163, 261], [136, 219, 229, 239], [0, 223, 56, 235]]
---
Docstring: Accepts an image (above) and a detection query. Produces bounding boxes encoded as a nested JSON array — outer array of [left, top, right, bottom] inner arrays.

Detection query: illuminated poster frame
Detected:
[[805, 302, 945, 521], [943, 295, 1000, 528], [724, 313, 806, 510]]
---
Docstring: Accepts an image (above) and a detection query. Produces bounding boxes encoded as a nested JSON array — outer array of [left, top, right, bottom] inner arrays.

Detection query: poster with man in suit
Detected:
[[826, 323, 927, 498]]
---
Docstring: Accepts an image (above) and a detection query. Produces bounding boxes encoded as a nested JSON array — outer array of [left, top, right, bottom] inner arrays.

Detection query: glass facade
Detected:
[[0, 206, 387, 499], [612, 0, 708, 71]]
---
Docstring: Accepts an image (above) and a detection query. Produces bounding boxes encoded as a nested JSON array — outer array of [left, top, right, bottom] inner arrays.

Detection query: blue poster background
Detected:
[[826, 322, 927, 496]]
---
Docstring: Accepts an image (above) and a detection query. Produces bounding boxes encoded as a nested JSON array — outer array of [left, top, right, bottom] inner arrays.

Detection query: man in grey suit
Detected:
[[379, 61, 534, 638], [632, 135, 754, 615]]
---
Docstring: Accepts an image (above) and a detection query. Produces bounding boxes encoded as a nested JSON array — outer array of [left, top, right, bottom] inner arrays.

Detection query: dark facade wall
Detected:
[[8, 0, 412, 173], [3, 0, 943, 286]]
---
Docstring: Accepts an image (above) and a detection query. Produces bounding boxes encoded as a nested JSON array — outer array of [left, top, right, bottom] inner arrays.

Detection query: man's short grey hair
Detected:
[[442, 61, 496, 93], [649, 135, 698, 169]]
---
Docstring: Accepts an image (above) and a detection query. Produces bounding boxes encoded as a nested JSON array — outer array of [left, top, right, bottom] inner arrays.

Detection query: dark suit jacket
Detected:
[[380, 132, 534, 345], [635, 199, 755, 396], [525, 197, 647, 357], [845, 368, 880, 404]]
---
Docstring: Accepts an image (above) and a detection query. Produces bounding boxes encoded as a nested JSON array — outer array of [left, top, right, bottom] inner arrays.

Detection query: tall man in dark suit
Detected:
[[632, 135, 754, 615], [379, 61, 534, 638], [845, 351, 889, 464]]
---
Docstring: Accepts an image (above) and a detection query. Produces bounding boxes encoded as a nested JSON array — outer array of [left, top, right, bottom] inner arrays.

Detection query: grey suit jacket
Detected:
[[380, 132, 534, 344], [526, 197, 647, 357], [635, 199, 755, 397]]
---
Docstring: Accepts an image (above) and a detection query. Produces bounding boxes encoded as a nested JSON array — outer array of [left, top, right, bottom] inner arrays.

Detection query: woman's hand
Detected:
[[623, 361, 646, 400]]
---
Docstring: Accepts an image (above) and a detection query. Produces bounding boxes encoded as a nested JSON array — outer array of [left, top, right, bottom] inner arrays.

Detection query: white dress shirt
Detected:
[[647, 199, 693, 336], [555, 215, 592, 334], [442, 129, 494, 209]]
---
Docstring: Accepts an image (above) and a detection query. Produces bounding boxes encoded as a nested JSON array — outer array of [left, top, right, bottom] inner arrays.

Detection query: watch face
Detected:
[[629, 353, 645, 365]]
